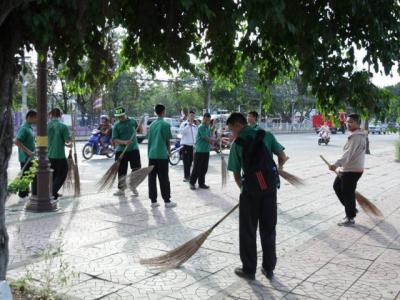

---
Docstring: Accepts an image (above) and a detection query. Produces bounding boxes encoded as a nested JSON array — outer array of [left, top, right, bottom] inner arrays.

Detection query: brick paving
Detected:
[[6, 134, 400, 299]]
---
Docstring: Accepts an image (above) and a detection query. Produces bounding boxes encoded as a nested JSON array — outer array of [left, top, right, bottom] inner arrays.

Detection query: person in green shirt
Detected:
[[247, 111, 260, 130], [48, 108, 71, 200], [15, 110, 37, 199], [227, 112, 287, 281], [189, 113, 212, 190], [111, 106, 141, 196], [147, 104, 176, 208]]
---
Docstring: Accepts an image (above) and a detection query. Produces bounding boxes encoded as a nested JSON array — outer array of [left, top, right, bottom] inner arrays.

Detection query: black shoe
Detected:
[[234, 267, 255, 280], [190, 184, 196, 190], [199, 184, 210, 189], [261, 267, 274, 280]]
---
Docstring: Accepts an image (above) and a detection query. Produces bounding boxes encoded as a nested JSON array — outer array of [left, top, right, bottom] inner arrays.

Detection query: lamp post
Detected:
[[25, 51, 57, 212]]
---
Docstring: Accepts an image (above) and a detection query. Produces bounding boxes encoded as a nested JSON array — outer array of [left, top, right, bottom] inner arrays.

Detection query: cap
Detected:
[[114, 107, 126, 117]]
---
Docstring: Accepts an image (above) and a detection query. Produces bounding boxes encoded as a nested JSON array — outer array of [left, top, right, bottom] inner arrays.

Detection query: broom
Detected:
[[65, 150, 74, 190], [128, 165, 154, 190], [140, 203, 239, 268], [278, 157, 305, 186], [97, 130, 136, 191], [320, 155, 383, 218], [219, 118, 228, 187]]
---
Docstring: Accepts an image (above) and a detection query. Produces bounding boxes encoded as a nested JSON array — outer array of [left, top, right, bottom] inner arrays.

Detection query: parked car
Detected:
[[146, 117, 180, 139], [369, 121, 388, 134]]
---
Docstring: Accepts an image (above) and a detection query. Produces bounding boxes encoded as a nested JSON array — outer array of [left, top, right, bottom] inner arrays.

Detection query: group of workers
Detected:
[[15, 105, 366, 281]]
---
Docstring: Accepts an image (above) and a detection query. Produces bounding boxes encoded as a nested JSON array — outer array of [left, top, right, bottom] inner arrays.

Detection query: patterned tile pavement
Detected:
[[6, 134, 400, 299]]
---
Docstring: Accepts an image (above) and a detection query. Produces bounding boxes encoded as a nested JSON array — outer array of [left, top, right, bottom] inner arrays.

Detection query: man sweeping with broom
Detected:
[[48, 108, 71, 200], [112, 107, 141, 197], [328, 113, 366, 226], [227, 112, 288, 281], [147, 104, 177, 208]]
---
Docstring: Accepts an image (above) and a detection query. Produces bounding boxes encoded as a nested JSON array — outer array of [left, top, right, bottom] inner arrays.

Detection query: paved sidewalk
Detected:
[[6, 136, 400, 299]]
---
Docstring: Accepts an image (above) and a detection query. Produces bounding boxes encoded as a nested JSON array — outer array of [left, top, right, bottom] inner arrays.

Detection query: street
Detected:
[[5, 132, 400, 299]]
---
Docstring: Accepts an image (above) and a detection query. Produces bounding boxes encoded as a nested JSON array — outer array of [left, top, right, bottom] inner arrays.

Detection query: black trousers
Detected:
[[115, 150, 141, 190], [189, 152, 209, 186], [18, 161, 37, 198], [49, 158, 68, 198], [239, 190, 277, 275], [182, 145, 194, 179], [148, 159, 170, 203], [333, 172, 362, 219]]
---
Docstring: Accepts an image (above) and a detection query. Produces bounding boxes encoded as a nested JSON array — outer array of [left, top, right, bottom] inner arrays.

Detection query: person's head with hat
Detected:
[[114, 106, 127, 121]]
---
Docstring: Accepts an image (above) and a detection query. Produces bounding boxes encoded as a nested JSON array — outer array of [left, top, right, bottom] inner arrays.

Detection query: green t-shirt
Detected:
[[147, 117, 172, 159], [250, 123, 260, 130], [112, 118, 139, 152], [195, 124, 211, 153], [16, 122, 35, 163], [48, 119, 70, 159], [228, 126, 284, 174]]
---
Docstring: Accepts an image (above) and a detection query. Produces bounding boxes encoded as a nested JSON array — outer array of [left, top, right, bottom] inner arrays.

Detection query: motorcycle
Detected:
[[169, 140, 183, 166], [318, 129, 330, 146], [82, 130, 115, 160]]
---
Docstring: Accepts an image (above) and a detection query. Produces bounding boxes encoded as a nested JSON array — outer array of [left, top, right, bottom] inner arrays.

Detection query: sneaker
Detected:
[[165, 201, 177, 208], [234, 267, 255, 280], [338, 218, 355, 226], [113, 190, 125, 196], [190, 184, 196, 190], [199, 184, 210, 189], [183, 178, 189, 182], [131, 188, 139, 197], [261, 267, 274, 280], [151, 202, 160, 208]]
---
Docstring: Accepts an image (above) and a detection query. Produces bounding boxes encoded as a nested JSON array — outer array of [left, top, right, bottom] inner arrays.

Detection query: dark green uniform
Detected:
[[112, 117, 141, 191], [228, 126, 284, 277], [147, 117, 172, 203], [16, 122, 35, 163], [190, 124, 211, 186], [48, 119, 70, 199], [16, 122, 36, 198]]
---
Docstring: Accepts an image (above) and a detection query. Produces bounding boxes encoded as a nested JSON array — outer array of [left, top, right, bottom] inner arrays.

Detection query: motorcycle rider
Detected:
[[319, 122, 331, 140], [98, 115, 111, 150]]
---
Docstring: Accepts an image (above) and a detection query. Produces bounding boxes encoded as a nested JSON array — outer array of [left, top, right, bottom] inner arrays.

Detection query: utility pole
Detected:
[[26, 50, 57, 212]]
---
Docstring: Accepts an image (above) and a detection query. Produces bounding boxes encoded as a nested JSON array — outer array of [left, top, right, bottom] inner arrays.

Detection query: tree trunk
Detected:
[[0, 16, 21, 281]]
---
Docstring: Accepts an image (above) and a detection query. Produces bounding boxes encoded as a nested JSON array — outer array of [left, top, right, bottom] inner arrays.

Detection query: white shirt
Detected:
[[179, 121, 198, 146]]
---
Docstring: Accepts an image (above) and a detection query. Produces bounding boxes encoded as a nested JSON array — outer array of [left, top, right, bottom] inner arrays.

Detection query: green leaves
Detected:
[[8, 160, 38, 195]]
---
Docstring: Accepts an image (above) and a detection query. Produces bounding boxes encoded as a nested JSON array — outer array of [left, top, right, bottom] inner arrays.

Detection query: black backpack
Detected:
[[235, 130, 280, 195]]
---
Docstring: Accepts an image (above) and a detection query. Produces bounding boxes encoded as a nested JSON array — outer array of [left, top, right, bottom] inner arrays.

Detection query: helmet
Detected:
[[100, 115, 110, 123]]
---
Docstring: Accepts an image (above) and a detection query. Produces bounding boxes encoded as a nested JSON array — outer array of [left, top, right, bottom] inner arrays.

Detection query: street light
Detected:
[[25, 51, 58, 212]]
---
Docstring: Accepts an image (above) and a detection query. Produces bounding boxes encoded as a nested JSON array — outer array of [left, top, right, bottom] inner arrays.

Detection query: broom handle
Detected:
[[211, 203, 239, 230], [320, 155, 339, 175], [18, 155, 35, 176], [72, 112, 78, 166], [119, 130, 137, 160]]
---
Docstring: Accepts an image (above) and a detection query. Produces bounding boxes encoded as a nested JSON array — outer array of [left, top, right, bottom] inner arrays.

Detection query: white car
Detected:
[[146, 117, 180, 139]]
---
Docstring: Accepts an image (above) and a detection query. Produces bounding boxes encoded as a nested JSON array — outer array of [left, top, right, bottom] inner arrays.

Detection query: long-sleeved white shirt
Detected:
[[334, 129, 366, 172], [179, 121, 198, 146]]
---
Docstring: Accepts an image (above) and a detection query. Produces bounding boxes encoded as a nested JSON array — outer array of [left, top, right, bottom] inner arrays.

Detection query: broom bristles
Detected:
[[356, 191, 384, 219], [279, 169, 305, 186], [97, 161, 121, 191], [140, 203, 239, 269], [128, 166, 154, 190], [73, 163, 81, 197], [140, 228, 212, 268], [65, 154, 74, 190], [221, 156, 228, 187]]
